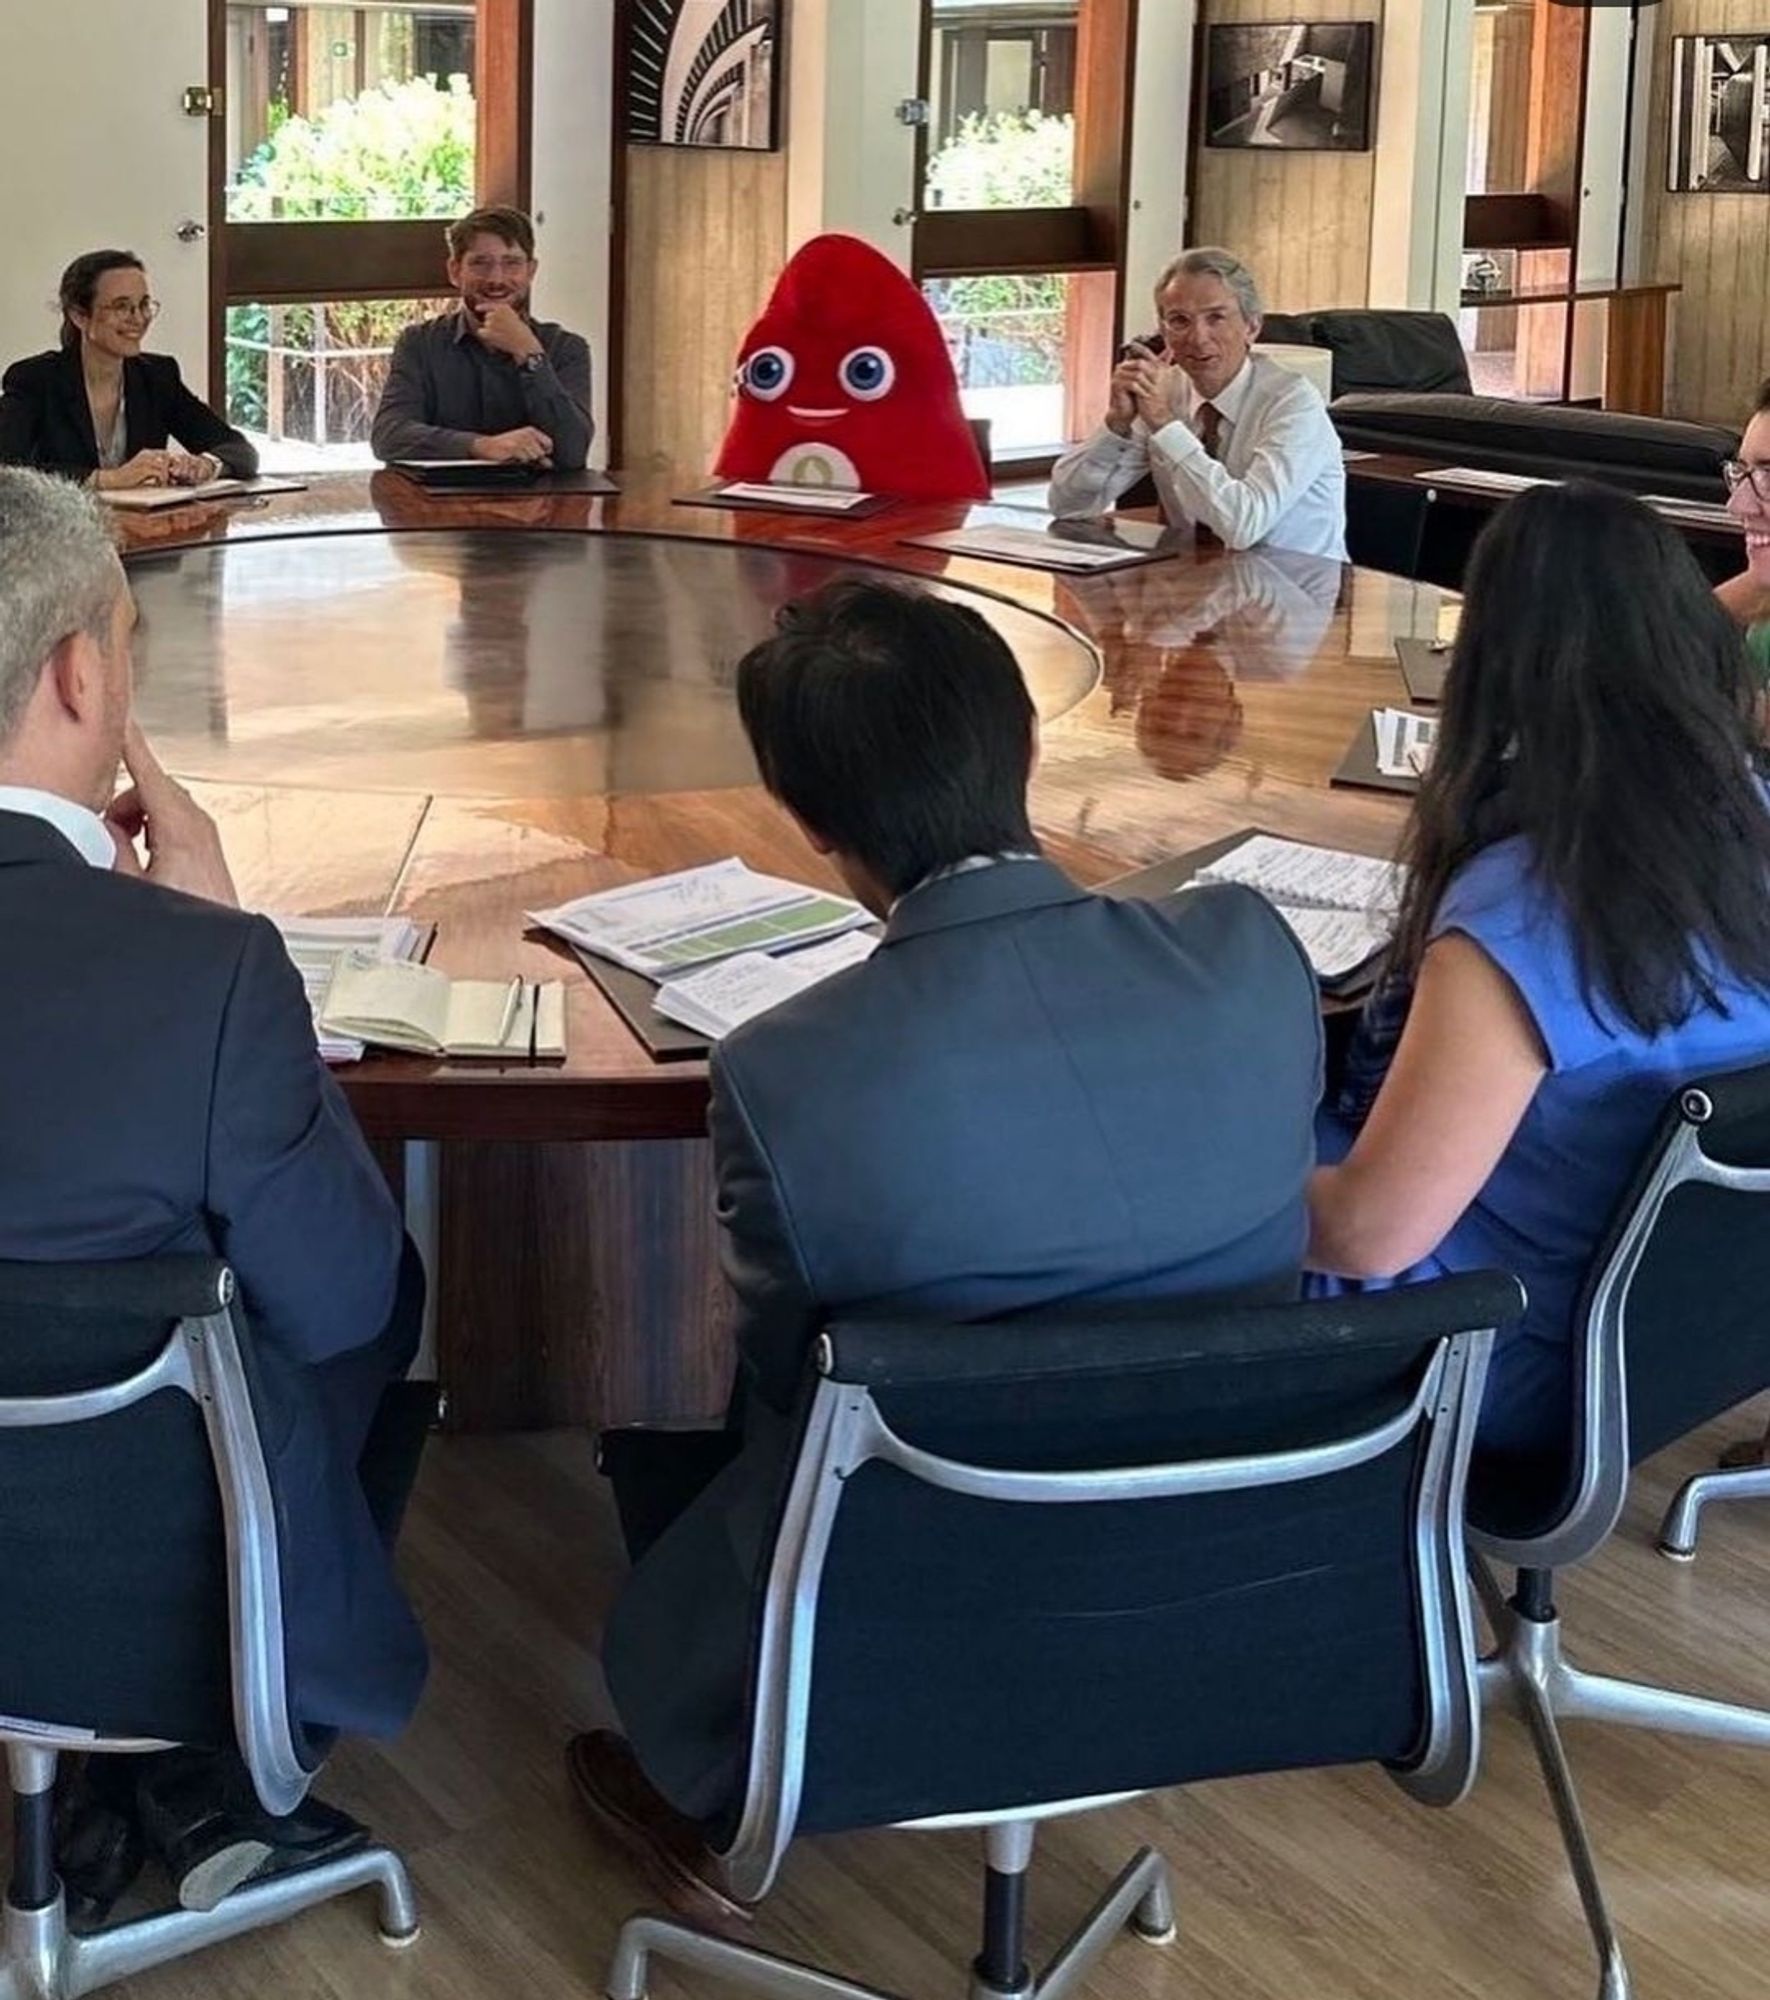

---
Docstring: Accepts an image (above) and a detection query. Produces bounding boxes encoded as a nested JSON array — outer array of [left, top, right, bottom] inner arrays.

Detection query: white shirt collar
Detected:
[[1182, 353, 1257, 428], [0, 786, 116, 869]]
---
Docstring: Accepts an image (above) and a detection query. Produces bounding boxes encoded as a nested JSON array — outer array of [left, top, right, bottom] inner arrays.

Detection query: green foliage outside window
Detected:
[[225, 75, 474, 439], [923, 111, 1077, 389]]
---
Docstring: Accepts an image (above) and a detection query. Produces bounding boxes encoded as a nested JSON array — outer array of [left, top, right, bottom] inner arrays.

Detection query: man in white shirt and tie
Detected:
[[1049, 246, 1347, 561]]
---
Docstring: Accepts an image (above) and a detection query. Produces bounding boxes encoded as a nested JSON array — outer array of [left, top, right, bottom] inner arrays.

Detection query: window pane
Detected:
[[225, 2, 476, 221], [225, 297, 452, 470], [926, 271, 1081, 456], [925, 1, 1078, 211]]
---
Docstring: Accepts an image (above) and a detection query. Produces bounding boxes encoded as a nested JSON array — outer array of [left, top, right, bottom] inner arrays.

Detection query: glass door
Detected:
[[912, 0, 1133, 469], [210, 0, 529, 467]]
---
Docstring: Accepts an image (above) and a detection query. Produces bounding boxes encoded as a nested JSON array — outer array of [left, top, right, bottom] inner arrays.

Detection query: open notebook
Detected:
[[99, 477, 306, 511], [319, 954, 565, 1060], [1192, 835, 1403, 989]]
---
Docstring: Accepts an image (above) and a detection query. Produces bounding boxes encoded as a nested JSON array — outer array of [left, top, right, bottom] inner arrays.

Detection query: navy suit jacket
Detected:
[[0, 347, 258, 481], [0, 809, 423, 1737], [605, 857, 1324, 1816]]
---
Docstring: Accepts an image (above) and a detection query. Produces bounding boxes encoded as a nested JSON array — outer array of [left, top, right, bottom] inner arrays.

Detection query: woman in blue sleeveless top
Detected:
[[1309, 481, 1770, 1450]]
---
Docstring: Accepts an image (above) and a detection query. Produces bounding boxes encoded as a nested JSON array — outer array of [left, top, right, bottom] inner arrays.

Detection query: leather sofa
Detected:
[[1260, 308, 1738, 581]]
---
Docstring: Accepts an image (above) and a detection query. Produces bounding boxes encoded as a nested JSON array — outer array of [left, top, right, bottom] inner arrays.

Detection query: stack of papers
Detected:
[[1196, 836, 1403, 986], [530, 859, 873, 980], [100, 477, 306, 511], [272, 916, 429, 1063], [1414, 466, 1549, 496], [654, 932, 879, 1040], [1644, 493, 1740, 530], [903, 523, 1164, 571], [715, 482, 877, 511], [1372, 707, 1438, 778]]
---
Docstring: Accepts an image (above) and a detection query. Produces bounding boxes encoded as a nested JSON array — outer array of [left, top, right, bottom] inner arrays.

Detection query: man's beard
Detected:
[[465, 286, 531, 320]]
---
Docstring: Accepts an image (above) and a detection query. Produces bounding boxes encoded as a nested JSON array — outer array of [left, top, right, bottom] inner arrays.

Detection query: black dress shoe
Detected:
[[53, 1765, 147, 1930], [136, 1753, 368, 1913]]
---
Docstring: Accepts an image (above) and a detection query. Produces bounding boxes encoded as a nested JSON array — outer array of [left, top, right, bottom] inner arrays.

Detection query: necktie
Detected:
[[1198, 401, 1224, 460], [1195, 402, 1225, 548]]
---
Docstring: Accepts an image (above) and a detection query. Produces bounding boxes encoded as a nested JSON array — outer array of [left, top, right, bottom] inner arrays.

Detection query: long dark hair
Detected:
[[1389, 480, 1770, 1034], [57, 250, 144, 351]]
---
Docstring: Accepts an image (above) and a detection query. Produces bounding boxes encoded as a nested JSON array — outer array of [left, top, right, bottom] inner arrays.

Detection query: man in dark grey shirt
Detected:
[[370, 204, 593, 470]]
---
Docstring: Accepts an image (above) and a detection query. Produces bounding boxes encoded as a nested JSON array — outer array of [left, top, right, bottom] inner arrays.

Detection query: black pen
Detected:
[[527, 980, 539, 1065]]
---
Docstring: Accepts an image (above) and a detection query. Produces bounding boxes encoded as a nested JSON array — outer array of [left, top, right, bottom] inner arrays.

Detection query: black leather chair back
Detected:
[[1469, 1060, 1770, 1559], [733, 1276, 1520, 1851], [0, 1259, 237, 1745], [1308, 312, 1472, 397]]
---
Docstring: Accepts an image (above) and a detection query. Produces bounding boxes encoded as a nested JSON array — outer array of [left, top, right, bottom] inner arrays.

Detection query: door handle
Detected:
[[175, 219, 207, 243], [892, 208, 920, 228]]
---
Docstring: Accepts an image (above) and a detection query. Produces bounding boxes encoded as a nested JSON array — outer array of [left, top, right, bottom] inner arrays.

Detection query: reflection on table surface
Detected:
[[113, 470, 1454, 1138]]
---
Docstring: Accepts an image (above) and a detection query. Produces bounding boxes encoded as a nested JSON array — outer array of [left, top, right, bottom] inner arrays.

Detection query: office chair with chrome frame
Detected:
[[1467, 1060, 1770, 2000], [0, 1256, 418, 2000], [603, 1272, 1519, 2000]]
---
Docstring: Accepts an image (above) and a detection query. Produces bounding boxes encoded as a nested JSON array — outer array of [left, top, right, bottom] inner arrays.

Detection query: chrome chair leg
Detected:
[[1030, 1847, 1174, 1998], [1658, 1464, 1770, 1560], [1481, 1603, 1631, 2000], [604, 1913, 901, 2000], [0, 1846, 418, 1999], [602, 1845, 1174, 2000]]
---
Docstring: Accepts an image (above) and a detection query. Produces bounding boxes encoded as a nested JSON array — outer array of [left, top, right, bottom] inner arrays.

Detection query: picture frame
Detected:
[[625, 0, 782, 154], [1203, 20, 1376, 154], [1668, 34, 1770, 193]]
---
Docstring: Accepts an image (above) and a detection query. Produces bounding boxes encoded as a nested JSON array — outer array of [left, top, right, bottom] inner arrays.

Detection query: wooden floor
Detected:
[[75, 1400, 1770, 2000]]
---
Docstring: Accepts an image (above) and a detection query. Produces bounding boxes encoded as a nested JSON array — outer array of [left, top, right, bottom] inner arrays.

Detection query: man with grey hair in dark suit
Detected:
[[568, 577, 1325, 1919], [0, 468, 429, 1923]]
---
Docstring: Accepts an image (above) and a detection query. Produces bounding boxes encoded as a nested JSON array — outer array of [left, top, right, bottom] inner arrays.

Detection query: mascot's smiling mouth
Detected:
[[786, 406, 848, 424]]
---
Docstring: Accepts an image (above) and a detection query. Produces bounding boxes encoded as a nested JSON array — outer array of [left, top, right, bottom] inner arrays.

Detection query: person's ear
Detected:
[[46, 628, 104, 725], [446, 256, 465, 291], [1246, 313, 1263, 345]]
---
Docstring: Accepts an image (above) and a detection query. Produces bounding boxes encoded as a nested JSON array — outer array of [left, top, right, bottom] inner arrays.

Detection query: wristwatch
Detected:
[[517, 350, 545, 374]]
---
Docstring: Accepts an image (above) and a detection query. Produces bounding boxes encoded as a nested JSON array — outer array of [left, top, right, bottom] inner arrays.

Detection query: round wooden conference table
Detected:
[[114, 469, 1447, 1430]]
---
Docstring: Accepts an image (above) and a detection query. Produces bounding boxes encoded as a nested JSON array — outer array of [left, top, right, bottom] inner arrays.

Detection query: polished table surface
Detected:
[[114, 469, 1448, 1427], [117, 468, 1438, 1142]]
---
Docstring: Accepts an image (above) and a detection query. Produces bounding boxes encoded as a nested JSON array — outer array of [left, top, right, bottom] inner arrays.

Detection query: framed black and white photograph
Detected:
[[1668, 35, 1770, 193], [1203, 21, 1376, 153], [626, 0, 781, 153]]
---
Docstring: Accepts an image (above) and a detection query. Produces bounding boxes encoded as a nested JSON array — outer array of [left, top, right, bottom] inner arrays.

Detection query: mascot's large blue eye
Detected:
[[742, 346, 794, 400], [839, 346, 895, 401]]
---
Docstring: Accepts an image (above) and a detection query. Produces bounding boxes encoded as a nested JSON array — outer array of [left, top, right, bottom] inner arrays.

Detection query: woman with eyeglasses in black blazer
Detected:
[[0, 249, 256, 490]]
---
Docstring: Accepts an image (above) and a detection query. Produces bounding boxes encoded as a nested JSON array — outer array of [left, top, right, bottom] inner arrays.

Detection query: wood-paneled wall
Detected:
[[1189, 0, 1383, 314], [618, 146, 788, 475], [1640, 0, 1770, 425]]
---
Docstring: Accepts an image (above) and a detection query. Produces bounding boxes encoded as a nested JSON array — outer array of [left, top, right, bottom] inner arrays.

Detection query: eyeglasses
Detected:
[[95, 298, 159, 322], [1722, 459, 1770, 501], [459, 256, 530, 279]]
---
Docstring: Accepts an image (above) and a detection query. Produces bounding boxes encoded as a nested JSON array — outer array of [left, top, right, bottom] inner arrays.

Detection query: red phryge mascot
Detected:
[[715, 234, 990, 501]]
